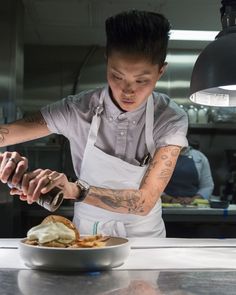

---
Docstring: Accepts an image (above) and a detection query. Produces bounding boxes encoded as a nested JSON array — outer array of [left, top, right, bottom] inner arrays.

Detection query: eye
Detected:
[[136, 80, 148, 84], [112, 73, 122, 80]]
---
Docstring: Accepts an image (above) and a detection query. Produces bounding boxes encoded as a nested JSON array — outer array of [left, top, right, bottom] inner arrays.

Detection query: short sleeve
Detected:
[[153, 93, 188, 148]]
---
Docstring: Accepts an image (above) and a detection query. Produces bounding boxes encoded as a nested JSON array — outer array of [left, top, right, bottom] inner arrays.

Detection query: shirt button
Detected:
[[120, 131, 125, 136], [132, 120, 136, 125], [118, 114, 126, 120], [109, 117, 113, 122]]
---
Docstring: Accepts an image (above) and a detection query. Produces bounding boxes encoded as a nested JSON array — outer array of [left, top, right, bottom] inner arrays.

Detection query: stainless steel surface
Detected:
[[1, 269, 236, 295], [19, 237, 130, 271]]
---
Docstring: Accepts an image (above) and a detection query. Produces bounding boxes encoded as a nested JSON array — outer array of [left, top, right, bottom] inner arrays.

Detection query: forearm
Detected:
[[0, 112, 51, 147], [84, 187, 148, 215], [83, 145, 181, 215]]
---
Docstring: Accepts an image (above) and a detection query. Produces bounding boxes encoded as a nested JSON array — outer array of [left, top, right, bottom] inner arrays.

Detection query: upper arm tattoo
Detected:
[[23, 112, 46, 125], [141, 146, 181, 187]]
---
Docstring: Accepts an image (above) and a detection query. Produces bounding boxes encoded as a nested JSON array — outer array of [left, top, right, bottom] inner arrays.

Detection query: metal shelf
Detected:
[[189, 123, 236, 134]]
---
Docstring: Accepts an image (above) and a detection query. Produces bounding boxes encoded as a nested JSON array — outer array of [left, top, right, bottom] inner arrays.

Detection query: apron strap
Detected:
[[145, 94, 156, 157], [87, 88, 106, 144]]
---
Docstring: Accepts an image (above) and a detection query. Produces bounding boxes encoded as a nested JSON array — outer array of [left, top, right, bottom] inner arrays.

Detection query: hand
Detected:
[[10, 168, 78, 204], [171, 196, 204, 205], [0, 151, 28, 189], [161, 195, 183, 204], [161, 195, 198, 205]]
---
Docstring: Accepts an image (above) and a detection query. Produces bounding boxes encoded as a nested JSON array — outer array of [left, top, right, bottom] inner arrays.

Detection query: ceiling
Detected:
[[22, 0, 223, 47]]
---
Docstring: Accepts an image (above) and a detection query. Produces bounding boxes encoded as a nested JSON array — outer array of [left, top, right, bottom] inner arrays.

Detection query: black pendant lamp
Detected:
[[190, 0, 236, 107]]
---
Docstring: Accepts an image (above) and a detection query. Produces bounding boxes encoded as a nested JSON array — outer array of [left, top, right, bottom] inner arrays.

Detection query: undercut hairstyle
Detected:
[[105, 10, 171, 66]]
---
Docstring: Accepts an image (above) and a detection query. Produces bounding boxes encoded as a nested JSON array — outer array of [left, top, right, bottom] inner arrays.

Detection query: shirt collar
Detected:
[[103, 86, 149, 122]]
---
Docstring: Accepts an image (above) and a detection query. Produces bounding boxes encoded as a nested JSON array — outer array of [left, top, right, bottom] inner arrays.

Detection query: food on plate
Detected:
[[24, 215, 109, 248], [191, 198, 209, 206]]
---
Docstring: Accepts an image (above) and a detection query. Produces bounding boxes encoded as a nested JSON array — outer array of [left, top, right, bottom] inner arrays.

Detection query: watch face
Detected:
[[79, 180, 89, 190]]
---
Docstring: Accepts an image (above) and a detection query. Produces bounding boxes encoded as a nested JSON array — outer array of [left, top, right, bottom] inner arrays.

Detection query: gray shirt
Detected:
[[182, 147, 214, 199], [41, 87, 188, 177]]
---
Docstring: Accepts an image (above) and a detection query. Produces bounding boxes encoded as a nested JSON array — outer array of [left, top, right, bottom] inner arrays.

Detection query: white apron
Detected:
[[73, 87, 165, 238]]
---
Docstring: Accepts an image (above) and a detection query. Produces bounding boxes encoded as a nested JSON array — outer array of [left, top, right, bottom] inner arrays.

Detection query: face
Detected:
[[107, 51, 166, 112]]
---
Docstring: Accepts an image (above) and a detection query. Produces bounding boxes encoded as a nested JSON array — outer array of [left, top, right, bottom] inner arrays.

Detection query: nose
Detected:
[[122, 82, 134, 96]]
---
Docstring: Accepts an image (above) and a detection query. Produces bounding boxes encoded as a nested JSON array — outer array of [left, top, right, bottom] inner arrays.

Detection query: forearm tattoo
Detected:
[[141, 146, 181, 187], [88, 187, 145, 214], [23, 112, 46, 125], [86, 146, 180, 214], [0, 127, 9, 143]]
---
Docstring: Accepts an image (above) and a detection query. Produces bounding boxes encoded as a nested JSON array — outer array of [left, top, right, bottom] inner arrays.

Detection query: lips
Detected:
[[121, 97, 135, 104]]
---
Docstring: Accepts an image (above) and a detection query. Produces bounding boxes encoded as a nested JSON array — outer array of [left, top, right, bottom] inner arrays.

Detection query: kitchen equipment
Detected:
[[210, 199, 229, 209], [19, 237, 130, 271], [198, 106, 209, 123], [187, 105, 198, 124]]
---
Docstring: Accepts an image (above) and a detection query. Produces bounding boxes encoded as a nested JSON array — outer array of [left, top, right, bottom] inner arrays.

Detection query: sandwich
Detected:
[[25, 215, 79, 248], [24, 215, 108, 248]]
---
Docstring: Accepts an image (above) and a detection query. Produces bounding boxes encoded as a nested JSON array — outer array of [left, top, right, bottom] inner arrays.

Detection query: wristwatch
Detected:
[[75, 179, 90, 202]]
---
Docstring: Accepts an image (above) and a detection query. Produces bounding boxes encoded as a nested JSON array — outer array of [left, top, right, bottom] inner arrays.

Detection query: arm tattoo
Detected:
[[23, 112, 46, 125], [140, 159, 156, 186], [141, 146, 181, 186], [88, 187, 145, 214], [0, 127, 9, 143]]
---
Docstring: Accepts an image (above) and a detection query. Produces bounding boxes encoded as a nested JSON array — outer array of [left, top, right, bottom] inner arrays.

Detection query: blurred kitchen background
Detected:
[[2, 0, 236, 238]]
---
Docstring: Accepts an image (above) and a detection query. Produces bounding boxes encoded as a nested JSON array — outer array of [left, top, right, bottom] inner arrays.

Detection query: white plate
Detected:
[[19, 237, 130, 271]]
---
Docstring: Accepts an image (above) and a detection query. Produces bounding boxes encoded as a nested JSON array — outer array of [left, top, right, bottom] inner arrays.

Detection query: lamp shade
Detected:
[[189, 30, 236, 106]]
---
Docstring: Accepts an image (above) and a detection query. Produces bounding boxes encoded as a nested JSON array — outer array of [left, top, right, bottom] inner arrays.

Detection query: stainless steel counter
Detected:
[[162, 204, 236, 238], [1, 238, 236, 294], [23, 204, 236, 222], [1, 269, 236, 295], [163, 204, 236, 222]]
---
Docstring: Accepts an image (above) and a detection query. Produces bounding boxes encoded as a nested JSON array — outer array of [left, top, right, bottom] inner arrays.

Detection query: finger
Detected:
[[0, 152, 28, 185], [21, 169, 42, 194], [26, 178, 40, 204], [31, 172, 57, 201], [9, 188, 23, 195], [20, 169, 43, 204], [0, 153, 15, 182], [40, 172, 61, 193], [19, 194, 28, 201], [26, 169, 53, 203], [10, 157, 28, 186]]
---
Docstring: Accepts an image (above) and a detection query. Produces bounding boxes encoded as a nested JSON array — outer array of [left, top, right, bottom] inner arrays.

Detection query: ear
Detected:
[[158, 62, 168, 78]]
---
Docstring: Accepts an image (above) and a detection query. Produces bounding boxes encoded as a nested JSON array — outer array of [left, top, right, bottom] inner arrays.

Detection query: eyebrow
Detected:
[[134, 72, 152, 77], [111, 67, 151, 77]]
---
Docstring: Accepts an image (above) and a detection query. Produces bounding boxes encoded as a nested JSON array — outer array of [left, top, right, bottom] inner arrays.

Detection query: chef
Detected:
[[162, 145, 214, 205], [0, 10, 188, 238]]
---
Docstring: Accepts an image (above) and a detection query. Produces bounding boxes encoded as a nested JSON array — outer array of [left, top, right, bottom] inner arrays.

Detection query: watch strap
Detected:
[[75, 179, 90, 202]]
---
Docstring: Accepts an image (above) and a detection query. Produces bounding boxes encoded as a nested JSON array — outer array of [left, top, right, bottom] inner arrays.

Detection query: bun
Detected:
[[41, 215, 80, 240]]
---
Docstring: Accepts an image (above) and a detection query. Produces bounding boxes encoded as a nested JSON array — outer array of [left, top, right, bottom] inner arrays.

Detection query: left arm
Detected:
[[12, 145, 181, 216], [83, 145, 181, 215]]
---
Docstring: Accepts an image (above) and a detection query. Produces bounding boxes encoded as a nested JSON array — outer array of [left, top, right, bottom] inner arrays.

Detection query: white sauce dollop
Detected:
[[27, 221, 76, 244]]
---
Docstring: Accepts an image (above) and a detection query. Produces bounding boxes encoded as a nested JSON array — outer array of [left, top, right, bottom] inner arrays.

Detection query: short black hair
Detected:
[[105, 10, 171, 66]]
